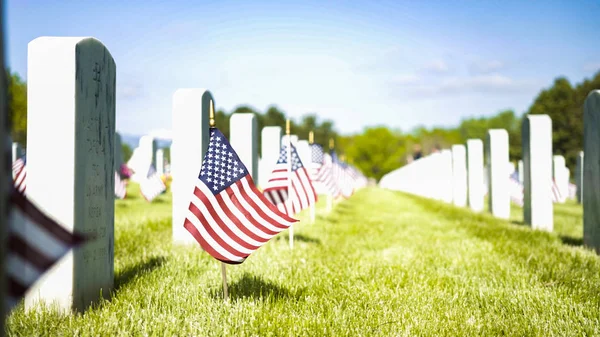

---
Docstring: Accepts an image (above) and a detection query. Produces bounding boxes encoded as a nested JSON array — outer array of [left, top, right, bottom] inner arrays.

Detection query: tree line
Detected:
[[6, 69, 600, 181]]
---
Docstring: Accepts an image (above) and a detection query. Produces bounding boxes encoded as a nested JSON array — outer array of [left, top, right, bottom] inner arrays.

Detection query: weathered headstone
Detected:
[[486, 129, 510, 219], [466, 139, 484, 212], [451, 144, 467, 207], [576, 151, 584, 203], [584, 90, 600, 252], [259, 126, 282, 188], [12, 142, 23, 163], [156, 149, 164, 176], [25, 36, 116, 312], [114, 132, 123, 173], [553, 155, 567, 203], [171, 89, 211, 244], [296, 140, 311, 168], [518, 160, 524, 183], [522, 114, 553, 231], [230, 113, 258, 181]]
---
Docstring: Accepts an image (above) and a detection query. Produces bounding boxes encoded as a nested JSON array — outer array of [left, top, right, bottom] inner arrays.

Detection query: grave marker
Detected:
[[24, 36, 116, 312], [171, 89, 211, 244], [583, 90, 600, 252], [156, 149, 164, 176], [467, 139, 484, 212], [486, 129, 510, 219], [451, 144, 467, 207], [518, 160, 524, 183], [230, 113, 258, 181], [440, 149, 453, 203], [522, 114, 553, 231], [259, 126, 282, 188], [553, 155, 567, 203], [296, 140, 311, 169]]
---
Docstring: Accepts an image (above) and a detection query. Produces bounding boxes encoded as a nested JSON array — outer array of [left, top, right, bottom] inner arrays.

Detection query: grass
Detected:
[[6, 184, 600, 336]]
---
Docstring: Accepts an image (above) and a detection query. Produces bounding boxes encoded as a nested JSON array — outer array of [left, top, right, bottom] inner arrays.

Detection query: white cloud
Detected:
[[583, 62, 600, 72], [469, 60, 505, 74], [423, 59, 450, 73]]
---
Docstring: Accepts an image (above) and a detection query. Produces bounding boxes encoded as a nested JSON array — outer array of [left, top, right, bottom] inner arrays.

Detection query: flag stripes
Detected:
[[12, 156, 26, 193]]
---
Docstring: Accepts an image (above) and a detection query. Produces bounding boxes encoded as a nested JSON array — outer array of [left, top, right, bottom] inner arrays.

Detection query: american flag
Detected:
[[551, 179, 563, 203], [331, 151, 353, 199], [115, 171, 127, 200], [346, 164, 367, 190], [568, 182, 577, 200], [6, 188, 88, 311], [183, 128, 298, 264], [263, 142, 318, 216], [12, 155, 26, 193], [140, 165, 166, 202], [310, 144, 339, 196], [509, 172, 524, 207]]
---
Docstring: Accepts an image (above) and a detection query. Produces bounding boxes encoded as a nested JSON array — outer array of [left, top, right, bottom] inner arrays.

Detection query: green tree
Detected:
[[7, 69, 27, 145], [122, 143, 133, 162]]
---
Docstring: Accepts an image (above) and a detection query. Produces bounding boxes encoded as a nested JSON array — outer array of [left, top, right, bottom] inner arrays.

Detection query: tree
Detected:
[[122, 143, 133, 162], [7, 69, 27, 146]]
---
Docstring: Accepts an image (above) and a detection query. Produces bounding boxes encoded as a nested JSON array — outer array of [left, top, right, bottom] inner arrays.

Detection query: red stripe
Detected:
[[187, 202, 248, 257], [230, 183, 284, 233], [183, 218, 244, 265], [298, 169, 318, 204], [240, 175, 297, 224], [216, 192, 270, 243]]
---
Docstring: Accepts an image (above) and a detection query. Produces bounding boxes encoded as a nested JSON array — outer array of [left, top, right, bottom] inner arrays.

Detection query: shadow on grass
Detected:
[[560, 235, 583, 247], [114, 256, 168, 291], [275, 233, 321, 245], [510, 220, 526, 227], [211, 273, 305, 302]]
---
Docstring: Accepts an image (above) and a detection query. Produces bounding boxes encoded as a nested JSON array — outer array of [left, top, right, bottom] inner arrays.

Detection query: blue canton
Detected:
[[277, 145, 304, 172], [311, 144, 324, 164], [198, 128, 249, 195]]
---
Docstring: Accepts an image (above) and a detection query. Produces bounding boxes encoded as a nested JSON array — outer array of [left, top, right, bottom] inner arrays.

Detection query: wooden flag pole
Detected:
[[326, 138, 334, 213], [308, 131, 315, 224], [210, 100, 229, 301], [287, 119, 294, 249]]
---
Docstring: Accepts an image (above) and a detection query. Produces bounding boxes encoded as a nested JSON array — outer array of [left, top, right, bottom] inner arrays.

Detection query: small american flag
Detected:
[[115, 171, 127, 200], [183, 128, 298, 264], [331, 151, 353, 199], [551, 179, 563, 203], [509, 173, 524, 207], [310, 144, 339, 196], [140, 165, 166, 202], [6, 188, 88, 311], [264, 143, 318, 216], [12, 155, 26, 193]]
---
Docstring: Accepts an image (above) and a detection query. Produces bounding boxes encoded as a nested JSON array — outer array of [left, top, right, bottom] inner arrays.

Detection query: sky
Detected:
[[5, 0, 600, 138]]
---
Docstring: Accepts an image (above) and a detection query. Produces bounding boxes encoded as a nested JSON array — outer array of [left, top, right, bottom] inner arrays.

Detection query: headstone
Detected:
[[576, 151, 584, 203], [466, 139, 484, 212], [229, 113, 258, 181], [12, 142, 23, 163], [296, 140, 311, 168], [440, 149, 453, 203], [25, 36, 116, 312], [0, 11, 8, 330], [281, 134, 298, 147], [451, 144, 467, 207], [140, 135, 157, 168], [486, 129, 510, 219], [128, 135, 156, 182], [114, 132, 123, 173], [518, 160, 524, 183], [553, 155, 567, 203], [171, 89, 211, 244], [583, 90, 600, 252], [259, 126, 282, 188], [522, 114, 553, 231], [156, 149, 164, 176]]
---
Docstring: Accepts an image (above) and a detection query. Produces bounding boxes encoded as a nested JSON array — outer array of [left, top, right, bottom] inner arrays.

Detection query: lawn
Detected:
[[6, 185, 600, 336]]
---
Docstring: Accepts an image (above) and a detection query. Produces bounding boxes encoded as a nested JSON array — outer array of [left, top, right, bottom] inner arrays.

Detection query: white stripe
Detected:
[[7, 254, 42, 289], [297, 169, 316, 204], [9, 208, 68, 260], [186, 209, 245, 262], [220, 191, 272, 240], [292, 173, 308, 209], [229, 182, 288, 233]]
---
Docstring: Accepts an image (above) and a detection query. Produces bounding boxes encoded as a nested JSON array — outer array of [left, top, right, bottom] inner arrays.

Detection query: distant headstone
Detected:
[[281, 134, 298, 147], [296, 140, 311, 168], [114, 132, 123, 173], [25, 36, 116, 312], [522, 114, 553, 231], [553, 155, 567, 203], [466, 139, 484, 212], [518, 160, 524, 183], [440, 149, 453, 203], [576, 151, 584, 203], [259, 126, 282, 188], [12, 142, 23, 163], [486, 129, 510, 219], [156, 149, 164, 176], [583, 90, 600, 252], [171, 89, 211, 244], [451, 144, 467, 207], [230, 113, 258, 181]]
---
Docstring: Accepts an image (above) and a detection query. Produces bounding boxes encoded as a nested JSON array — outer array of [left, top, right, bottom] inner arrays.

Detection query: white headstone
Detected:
[[466, 139, 484, 212], [114, 132, 123, 173], [171, 89, 211, 244], [440, 149, 453, 203], [518, 160, 524, 183], [156, 149, 164, 176], [259, 126, 282, 188], [296, 140, 311, 168], [552, 155, 568, 203], [522, 114, 553, 231], [12, 142, 23, 163], [583, 90, 600, 252], [576, 151, 583, 203], [486, 129, 510, 219], [25, 36, 116, 312], [281, 134, 298, 147], [230, 113, 258, 181], [451, 144, 467, 207]]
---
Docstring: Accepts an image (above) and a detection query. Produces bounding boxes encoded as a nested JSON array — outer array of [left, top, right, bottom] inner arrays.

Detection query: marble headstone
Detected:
[[440, 149, 453, 203], [25, 37, 116, 312], [451, 144, 467, 207], [518, 160, 524, 183], [259, 126, 282, 188], [230, 113, 258, 181], [171, 89, 211, 244], [156, 149, 164, 176], [486, 129, 510, 219], [583, 90, 600, 252], [281, 134, 298, 147], [576, 151, 583, 203], [522, 114, 553, 231], [296, 140, 311, 169], [466, 139, 484, 212]]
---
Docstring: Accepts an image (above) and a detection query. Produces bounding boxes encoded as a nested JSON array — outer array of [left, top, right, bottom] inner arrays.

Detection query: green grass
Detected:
[[6, 185, 600, 336]]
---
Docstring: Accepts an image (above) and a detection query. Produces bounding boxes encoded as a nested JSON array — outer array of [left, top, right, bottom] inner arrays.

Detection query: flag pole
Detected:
[[308, 131, 315, 224], [287, 119, 294, 249], [210, 100, 229, 302], [327, 138, 334, 213]]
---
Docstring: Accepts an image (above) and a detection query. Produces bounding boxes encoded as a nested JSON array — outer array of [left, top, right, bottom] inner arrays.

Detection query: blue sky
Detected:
[[6, 0, 600, 138]]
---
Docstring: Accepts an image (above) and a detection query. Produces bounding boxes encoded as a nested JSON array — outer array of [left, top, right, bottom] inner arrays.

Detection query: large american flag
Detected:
[[183, 128, 298, 264], [115, 171, 127, 200], [6, 188, 88, 311], [263, 143, 318, 216], [12, 155, 26, 193], [310, 144, 339, 196], [140, 165, 166, 202]]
